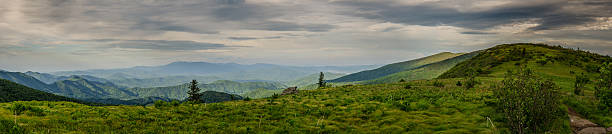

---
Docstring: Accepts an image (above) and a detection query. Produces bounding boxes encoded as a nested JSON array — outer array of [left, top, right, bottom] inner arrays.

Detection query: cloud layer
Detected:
[[0, 0, 611, 72]]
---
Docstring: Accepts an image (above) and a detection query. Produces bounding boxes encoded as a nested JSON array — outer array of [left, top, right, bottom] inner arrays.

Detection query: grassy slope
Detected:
[[0, 80, 514, 133], [362, 52, 479, 84], [329, 52, 463, 82], [439, 43, 612, 127]]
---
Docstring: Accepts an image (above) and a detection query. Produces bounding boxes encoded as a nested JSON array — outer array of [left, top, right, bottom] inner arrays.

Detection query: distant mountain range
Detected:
[[0, 71, 288, 101], [50, 62, 379, 83]]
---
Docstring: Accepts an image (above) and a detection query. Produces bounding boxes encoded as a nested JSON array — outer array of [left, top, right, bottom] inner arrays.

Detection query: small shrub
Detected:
[[536, 59, 548, 65], [154, 100, 166, 108], [456, 81, 462, 87], [399, 79, 406, 82], [404, 84, 412, 89], [574, 73, 589, 95], [596, 62, 612, 110], [494, 67, 562, 133], [170, 100, 180, 106], [433, 81, 444, 87], [465, 68, 479, 89], [0, 119, 26, 134], [271, 93, 280, 99], [243, 97, 251, 101]]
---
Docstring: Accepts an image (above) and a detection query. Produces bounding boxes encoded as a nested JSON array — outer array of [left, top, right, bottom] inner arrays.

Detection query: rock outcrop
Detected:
[[568, 108, 609, 134], [281, 87, 298, 95]]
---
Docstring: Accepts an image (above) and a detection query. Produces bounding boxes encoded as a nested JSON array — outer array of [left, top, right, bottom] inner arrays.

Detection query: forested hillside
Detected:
[[0, 79, 79, 103], [0, 71, 55, 92]]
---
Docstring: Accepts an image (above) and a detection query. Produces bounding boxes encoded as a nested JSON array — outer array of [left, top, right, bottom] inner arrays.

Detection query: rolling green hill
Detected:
[[127, 80, 287, 100], [362, 52, 479, 84], [329, 52, 463, 82], [81, 96, 175, 106], [0, 71, 56, 92], [438, 43, 612, 127], [0, 78, 80, 103], [439, 43, 610, 79], [50, 76, 135, 99]]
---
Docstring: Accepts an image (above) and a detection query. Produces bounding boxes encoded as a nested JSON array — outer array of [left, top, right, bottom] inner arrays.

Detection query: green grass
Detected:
[[1, 80, 515, 133], [440, 43, 612, 128]]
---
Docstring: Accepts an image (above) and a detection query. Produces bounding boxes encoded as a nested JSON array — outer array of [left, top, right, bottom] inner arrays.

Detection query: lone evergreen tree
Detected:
[[317, 72, 326, 88], [187, 80, 203, 103]]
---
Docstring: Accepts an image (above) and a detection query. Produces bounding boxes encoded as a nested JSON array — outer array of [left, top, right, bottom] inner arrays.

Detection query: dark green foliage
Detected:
[[317, 72, 326, 89], [456, 81, 462, 86], [0, 118, 26, 134], [404, 84, 412, 89], [243, 97, 251, 101], [596, 62, 612, 110], [0, 79, 80, 103], [464, 68, 478, 89], [536, 59, 548, 65], [0, 71, 55, 92], [574, 73, 589, 95], [187, 80, 202, 103], [494, 68, 562, 134], [399, 79, 406, 82], [433, 81, 444, 87], [271, 93, 279, 99], [199, 91, 243, 103], [8, 103, 45, 116]]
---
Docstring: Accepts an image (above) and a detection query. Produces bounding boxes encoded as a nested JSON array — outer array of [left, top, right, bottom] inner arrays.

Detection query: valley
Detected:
[[1, 43, 611, 133]]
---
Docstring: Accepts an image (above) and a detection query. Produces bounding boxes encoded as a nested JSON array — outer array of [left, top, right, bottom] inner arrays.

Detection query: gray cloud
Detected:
[[130, 19, 219, 34], [251, 21, 337, 32], [334, 0, 612, 31], [460, 31, 496, 35], [107, 40, 241, 51], [228, 37, 258, 40]]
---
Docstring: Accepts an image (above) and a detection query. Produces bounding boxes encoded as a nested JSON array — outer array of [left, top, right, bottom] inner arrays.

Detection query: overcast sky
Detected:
[[1, 0, 611, 72]]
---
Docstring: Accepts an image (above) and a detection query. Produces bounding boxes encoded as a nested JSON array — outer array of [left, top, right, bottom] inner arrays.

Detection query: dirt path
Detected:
[[568, 108, 611, 134]]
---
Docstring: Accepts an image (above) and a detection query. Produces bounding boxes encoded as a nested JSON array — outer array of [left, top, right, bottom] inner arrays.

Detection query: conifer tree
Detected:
[[317, 72, 326, 88], [187, 80, 202, 103]]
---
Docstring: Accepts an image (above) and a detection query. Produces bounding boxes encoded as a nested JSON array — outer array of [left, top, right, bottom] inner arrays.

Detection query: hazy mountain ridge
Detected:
[[362, 51, 480, 84], [50, 62, 379, 82], [329, 52, 464, 82]]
